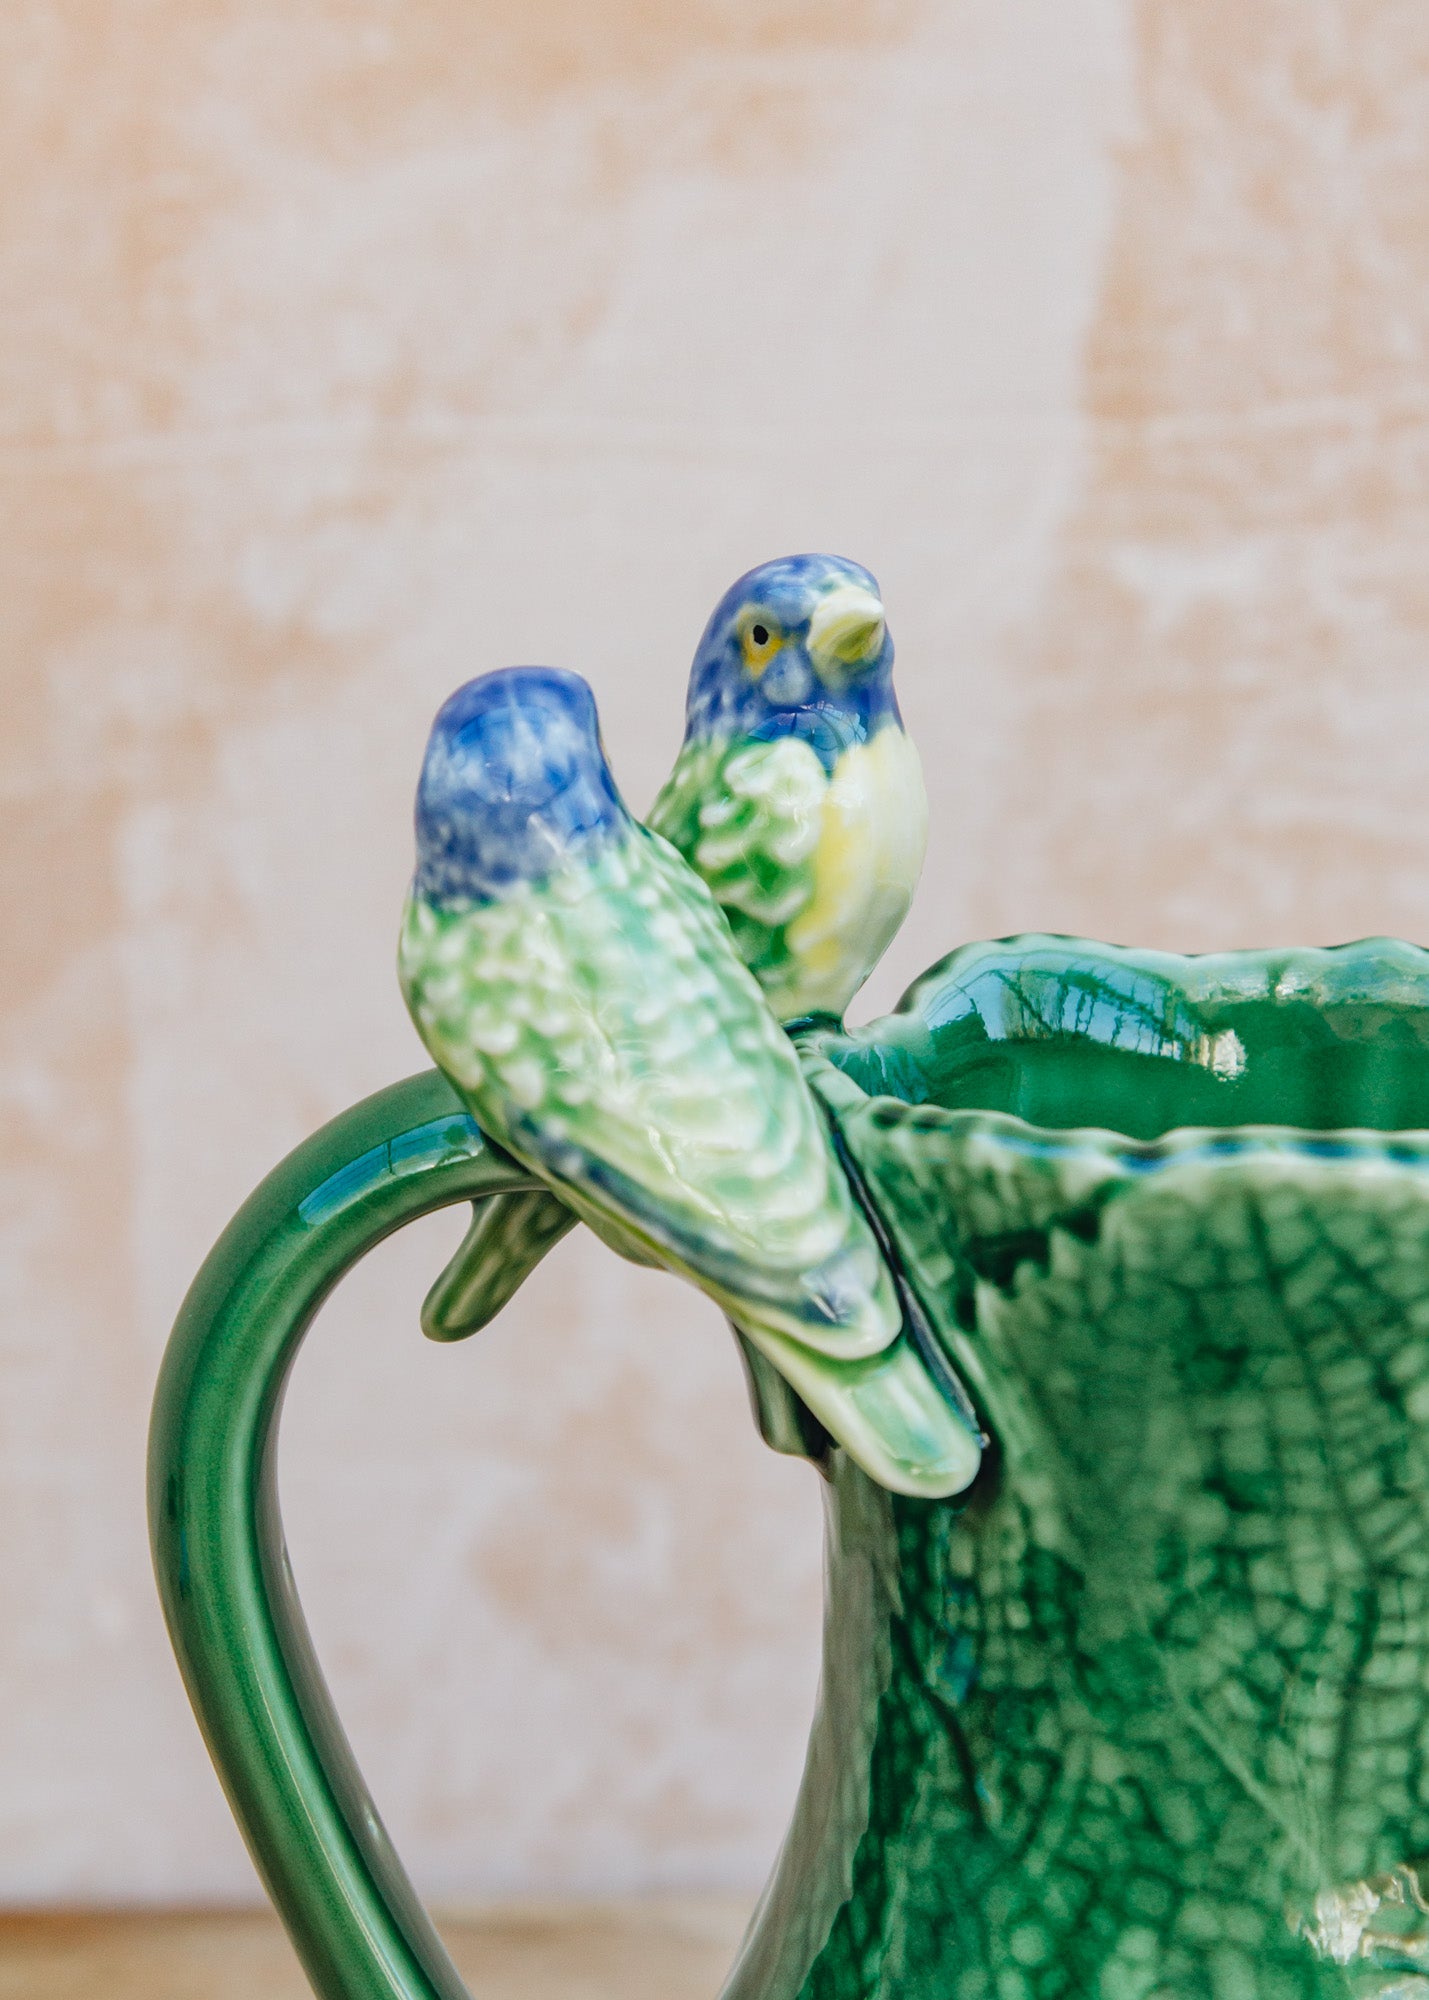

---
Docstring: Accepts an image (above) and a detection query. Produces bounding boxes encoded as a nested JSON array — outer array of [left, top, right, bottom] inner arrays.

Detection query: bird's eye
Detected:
[[741, 616, 781, 675]]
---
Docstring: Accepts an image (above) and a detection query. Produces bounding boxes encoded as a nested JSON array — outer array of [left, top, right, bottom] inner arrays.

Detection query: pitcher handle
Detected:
[[148, 1070, 538, 2000]]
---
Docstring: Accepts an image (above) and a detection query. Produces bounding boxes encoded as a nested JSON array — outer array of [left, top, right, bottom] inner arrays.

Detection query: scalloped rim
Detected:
[[801, 933, 1429, 1150]]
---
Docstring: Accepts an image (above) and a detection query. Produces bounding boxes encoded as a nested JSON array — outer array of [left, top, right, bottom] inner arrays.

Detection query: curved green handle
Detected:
[[148, 1070, 537, 2000]]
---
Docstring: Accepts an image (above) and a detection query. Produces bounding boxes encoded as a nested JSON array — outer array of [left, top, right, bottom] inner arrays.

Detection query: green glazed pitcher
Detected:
[[150, 933, 1429, 2000]]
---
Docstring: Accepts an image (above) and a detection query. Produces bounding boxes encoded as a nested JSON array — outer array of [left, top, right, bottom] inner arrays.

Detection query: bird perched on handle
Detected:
[[398, 666, 980, 1497], [647, 552, 927, 1024], [421, 553, 930, 1343]]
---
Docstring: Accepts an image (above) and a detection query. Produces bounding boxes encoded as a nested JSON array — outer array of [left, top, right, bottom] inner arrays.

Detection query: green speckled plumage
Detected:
[[400, 670, 980, 1496], [426, 554, 927, 1348], [646, 732, 823, 1006], [400, 830, 897, 1354], [646, 724, 927, 1023]]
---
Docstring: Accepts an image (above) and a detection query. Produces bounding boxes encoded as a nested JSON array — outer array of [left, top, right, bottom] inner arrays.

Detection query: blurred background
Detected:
[[6, 0, 1429, 1990]]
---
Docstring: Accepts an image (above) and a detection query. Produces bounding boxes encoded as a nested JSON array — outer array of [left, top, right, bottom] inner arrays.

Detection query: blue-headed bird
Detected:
[[647, 552, 927, 1024], [398, 667, 979, 1497], [422, 555, 927, 1352]]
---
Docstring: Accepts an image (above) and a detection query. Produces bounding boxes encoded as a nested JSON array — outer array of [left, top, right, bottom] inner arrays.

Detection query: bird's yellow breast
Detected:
[[781, 725, 928, 1019]]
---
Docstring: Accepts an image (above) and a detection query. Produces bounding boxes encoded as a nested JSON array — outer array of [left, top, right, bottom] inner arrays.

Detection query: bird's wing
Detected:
[[648, 734, 826, 930], [431, 731, 840, 1328], [411, 732, 926, 1334], [643, 734, 719, 853], [399, 827, 898, 1359]]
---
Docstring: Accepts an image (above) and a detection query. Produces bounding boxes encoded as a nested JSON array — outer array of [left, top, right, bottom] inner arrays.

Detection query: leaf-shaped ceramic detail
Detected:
[[153, 934, 1429, 2000], [723, 935, 1429, 2000]]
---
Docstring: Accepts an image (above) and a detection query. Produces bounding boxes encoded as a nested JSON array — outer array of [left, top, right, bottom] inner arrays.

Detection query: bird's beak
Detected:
[[806, 584, 887, 680]]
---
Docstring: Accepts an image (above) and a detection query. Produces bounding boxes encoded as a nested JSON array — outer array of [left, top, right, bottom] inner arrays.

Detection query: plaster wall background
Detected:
[[4, 0, 1427, 1903]]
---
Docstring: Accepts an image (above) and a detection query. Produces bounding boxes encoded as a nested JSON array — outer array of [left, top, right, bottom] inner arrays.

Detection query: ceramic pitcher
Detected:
[[150, 932, 1429, 2000]]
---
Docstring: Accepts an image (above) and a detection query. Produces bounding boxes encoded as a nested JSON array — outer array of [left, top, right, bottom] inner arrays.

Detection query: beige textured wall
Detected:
[[4, 0, 1427, 1905]]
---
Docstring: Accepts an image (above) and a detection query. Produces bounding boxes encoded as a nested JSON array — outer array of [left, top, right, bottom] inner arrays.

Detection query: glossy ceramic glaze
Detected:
[[431, 553, 927, 1347], [396, 664, 976, 1498], [152, 931, 1429, 2000], [739, 936, 1429, 2000], [647, 552, 926, 1026]]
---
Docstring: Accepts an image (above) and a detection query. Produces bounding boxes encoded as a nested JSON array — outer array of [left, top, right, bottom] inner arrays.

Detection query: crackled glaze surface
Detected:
[[154, 937, 1429, 2000], [737, 1135, 1429, 1998], [719, 939, 1429, 2000], [404, 928, 1429, 1995]]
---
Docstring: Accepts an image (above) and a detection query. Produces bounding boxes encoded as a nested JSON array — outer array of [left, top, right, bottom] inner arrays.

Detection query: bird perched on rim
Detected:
[[422, 554, 929, 1345], [398, 666, 979, 1497], [647, 552, 927, 1025]]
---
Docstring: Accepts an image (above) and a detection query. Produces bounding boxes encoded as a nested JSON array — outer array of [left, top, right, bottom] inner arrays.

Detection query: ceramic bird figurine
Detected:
[[399, 667, 979, 1497], [648, 552, 927, 1024], [423, 554, 929, 1345]]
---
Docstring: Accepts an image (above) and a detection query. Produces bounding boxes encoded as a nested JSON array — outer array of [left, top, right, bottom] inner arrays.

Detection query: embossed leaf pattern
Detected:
[[762, 1081, 1429, 1998]]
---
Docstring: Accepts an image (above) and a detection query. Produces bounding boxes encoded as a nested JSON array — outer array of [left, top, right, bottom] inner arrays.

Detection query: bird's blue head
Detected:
[[683, 553, 898, 768], [412, 667, 629, 906]]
